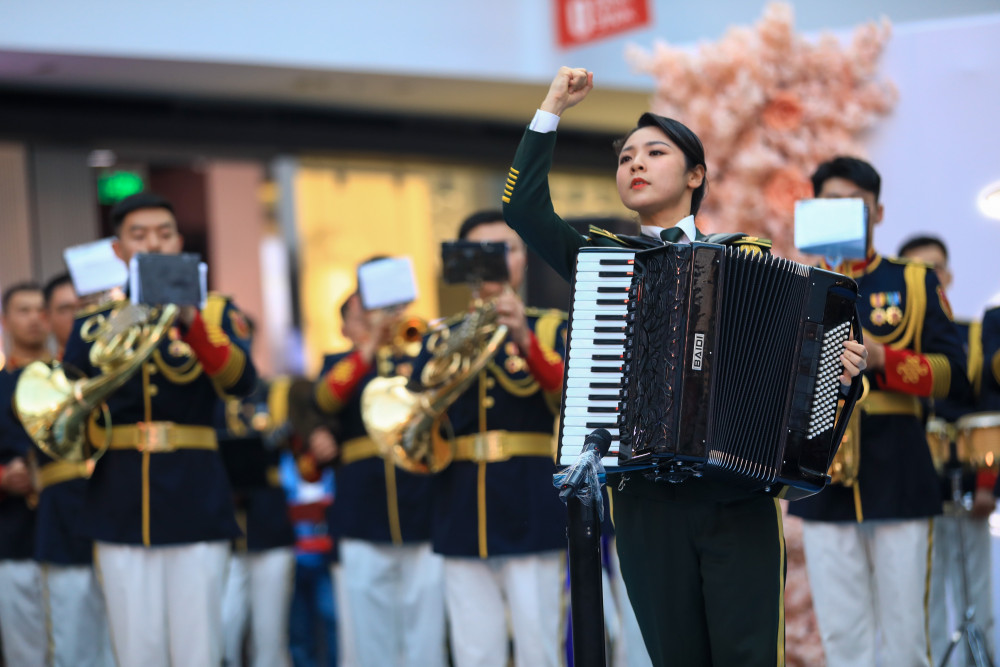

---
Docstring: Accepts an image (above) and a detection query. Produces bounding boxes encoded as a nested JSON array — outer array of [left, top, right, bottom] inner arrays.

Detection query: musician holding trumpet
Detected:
[[55, 192, 258, 666], [312, 282, 446, 667], [501, 67, 868, 666]]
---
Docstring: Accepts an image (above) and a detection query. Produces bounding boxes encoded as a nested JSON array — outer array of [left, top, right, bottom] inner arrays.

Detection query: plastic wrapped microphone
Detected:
[[554, 428, 612, 519]]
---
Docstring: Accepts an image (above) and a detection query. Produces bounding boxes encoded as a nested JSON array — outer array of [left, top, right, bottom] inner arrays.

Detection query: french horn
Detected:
[[15, 302, 179, 463], [362, 300, 506, 474]]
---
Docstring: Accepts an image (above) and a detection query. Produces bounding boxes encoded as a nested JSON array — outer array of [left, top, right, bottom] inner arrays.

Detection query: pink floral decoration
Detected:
[[626, 2, 897, 258]]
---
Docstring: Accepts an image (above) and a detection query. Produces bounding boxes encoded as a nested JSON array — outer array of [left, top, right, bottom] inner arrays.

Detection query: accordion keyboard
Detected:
[[559, 248, 636, 469]]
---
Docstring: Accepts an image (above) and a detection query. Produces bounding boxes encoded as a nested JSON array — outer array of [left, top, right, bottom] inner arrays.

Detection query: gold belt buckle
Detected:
[[138, 422, 174, 453], [473, 432, 505, 463]]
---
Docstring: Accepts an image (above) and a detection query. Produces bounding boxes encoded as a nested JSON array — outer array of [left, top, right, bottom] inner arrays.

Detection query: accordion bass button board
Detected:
[[556, 243, 860, 500]]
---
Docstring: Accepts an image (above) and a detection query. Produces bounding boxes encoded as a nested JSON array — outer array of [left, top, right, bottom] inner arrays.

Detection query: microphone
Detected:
[[559, 428, 613, 502]]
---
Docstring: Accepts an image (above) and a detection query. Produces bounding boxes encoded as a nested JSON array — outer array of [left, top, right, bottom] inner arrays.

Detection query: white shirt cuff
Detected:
[[529, 109, 561, 133]]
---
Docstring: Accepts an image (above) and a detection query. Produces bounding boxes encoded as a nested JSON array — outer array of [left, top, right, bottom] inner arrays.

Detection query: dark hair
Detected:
[[810, 157, 881, 201], [898, 235, 948, 262], [43, 272, 74, 307], [614, 113, 708, 216], [458, 210, 505, 240], [109, 192, 175, 232], [2, 281, 43, 314], [339, 292, 359, 320]]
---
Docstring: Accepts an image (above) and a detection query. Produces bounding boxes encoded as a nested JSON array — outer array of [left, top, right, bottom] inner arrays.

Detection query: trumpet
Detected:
[[392, 316, 427, 358]]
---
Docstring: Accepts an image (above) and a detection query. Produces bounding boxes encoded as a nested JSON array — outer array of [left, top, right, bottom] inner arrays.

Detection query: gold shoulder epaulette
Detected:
[[731, 236, 773, 250], [203, 292, 230, 328], [587, 225, 626, 244], [887, 255, 928, 268]]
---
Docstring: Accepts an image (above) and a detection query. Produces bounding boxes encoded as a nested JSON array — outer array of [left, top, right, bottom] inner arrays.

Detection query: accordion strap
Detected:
[[829, 307, 866, 466]]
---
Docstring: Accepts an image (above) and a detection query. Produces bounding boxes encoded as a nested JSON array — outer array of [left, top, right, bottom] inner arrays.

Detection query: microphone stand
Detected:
[[560, 432, 609, 667], [938, 463, 994, 667]]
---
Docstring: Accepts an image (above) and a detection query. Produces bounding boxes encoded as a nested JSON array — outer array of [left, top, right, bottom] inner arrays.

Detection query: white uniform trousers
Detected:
[[95, 540, 229, 667], [444, 550, 564, 667], [336, 538, 446, 667], [43, 563, 115, 666], [802, 518, 933, 667], [0, 559, 46, 667], [221, 547, 295, 667], [929, 513, 995, 666], [332, 562, 358, 667], [608, 540, 652, 667]]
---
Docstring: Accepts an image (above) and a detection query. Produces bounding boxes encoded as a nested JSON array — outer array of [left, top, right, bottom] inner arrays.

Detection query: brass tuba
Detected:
[[361, 300, 507, 474], [15, 302, 179, 462]]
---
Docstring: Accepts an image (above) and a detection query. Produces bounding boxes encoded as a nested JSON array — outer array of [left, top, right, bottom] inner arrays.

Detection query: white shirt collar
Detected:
[[640, 215, 697, 244]]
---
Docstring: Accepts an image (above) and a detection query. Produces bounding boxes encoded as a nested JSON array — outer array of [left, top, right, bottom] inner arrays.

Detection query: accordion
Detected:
[[558, 243, 862, 500]]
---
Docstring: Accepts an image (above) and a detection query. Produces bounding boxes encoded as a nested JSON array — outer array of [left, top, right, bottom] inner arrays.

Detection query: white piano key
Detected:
[[564, 377, 622, 388], [563, 406, 623, 418], [563, 386, 620, 398], [561, 426, 619, 439], [563, 396, 621, 408], [572, 279, 634, 289]]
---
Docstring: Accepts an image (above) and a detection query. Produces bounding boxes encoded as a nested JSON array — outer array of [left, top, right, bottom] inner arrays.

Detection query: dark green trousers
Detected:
[[611, 474, 786, 666]]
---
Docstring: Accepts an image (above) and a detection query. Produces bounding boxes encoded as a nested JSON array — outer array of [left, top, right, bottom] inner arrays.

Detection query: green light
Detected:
[[97, 171, 144, 204]]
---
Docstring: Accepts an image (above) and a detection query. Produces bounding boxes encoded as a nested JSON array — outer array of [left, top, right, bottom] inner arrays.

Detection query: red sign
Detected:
[[556, 0, 652, 49]]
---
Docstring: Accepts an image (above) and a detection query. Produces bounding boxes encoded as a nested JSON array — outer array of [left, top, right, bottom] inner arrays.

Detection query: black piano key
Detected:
[[591, 354, 623, 361], [595, 314, 627, 321], [585, 422, 618, 429], [589, 382, 622, 389], [598, 271, 633, 278], [594, 339, 622, 345], [596, 286, 630, 293], [591, 367, 623, 373], [596, 299, 629, 306], [598, 259, 633, 266], [594, 326, 625, 333], [588, 394, 621, 401], [588, 406, 618, 413]]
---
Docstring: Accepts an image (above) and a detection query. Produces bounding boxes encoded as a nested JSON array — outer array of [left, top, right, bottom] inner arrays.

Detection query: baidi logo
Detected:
[[556, 0, 651, 48], [691, 333, 705, 371]]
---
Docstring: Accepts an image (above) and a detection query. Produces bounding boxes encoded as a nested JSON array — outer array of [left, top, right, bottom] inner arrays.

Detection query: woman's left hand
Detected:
[[840, 340, 868, 385]]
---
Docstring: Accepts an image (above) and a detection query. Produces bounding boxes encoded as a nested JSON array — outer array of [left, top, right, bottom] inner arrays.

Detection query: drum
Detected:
[[925, 417, 958, 472], [955, 412, 1000, 469]]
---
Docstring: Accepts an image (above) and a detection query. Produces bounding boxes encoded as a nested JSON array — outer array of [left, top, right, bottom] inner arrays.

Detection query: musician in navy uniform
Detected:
[[984, 306, 1000, 412], [501, 67, 867, 667], [408, 211, 569, 667], [0, 282, 48, 667], [33, 273, 115, 667], [312, 289, 446, 667], [217, 377, 297, 667], [63, 191, 257, 666], [898, 235, 995, 666], [789, 160, 972, 667], [985, 307, 1000, 505]]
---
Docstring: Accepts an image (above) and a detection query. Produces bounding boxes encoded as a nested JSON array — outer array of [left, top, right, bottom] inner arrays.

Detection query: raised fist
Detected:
[[540, 67, 594, 117]]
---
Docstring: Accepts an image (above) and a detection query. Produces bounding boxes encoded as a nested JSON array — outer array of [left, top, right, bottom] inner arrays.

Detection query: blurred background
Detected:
[[2, 0, 998, 377]]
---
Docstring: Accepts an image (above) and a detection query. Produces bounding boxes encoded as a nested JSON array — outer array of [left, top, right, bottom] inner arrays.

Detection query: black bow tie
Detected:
[[660, 226, 685, 244]]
